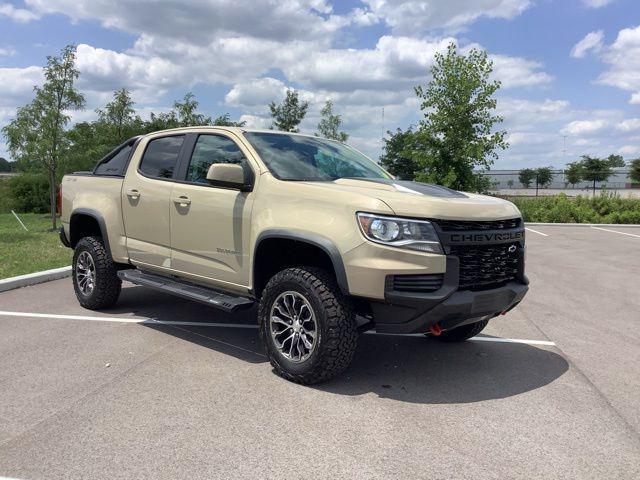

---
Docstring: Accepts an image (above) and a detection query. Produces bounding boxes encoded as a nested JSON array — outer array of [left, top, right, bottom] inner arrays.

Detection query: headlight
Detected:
[[356, 213, 443, 254]]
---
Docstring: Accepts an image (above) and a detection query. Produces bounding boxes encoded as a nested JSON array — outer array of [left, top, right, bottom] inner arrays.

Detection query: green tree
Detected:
[[407, 43, 507, 191], [519, 168, 536, 188], [379, 128, 420, 180], [2, 45, 85, 228], [96, 89, 141, 145], [564, 162, 583, 188], [628, 158, 640, 184], [579, 155, 613, 195], [507, 179, 514, 189], [607, 154, 625, 168], [535, 167, 554, 188], [0, 157, 12, 172], [212, 113, 246, 127], [317, 100, 348, 142], [173, 92, 212, 127], [269, 89, 309, 132]]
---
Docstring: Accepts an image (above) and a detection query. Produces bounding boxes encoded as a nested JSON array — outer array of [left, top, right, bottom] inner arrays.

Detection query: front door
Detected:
[[122, 134, 185, 269], [169, 133, 256, 292]]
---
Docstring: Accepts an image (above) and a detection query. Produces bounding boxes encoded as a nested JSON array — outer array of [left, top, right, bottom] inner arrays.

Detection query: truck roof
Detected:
[[142, 126, 322, 140]]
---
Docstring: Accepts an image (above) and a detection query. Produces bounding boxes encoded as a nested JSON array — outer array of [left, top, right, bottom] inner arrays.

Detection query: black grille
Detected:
[[391, 274, 444, 293], [433, 218, 521, 231], [450, 243, 520, 290]]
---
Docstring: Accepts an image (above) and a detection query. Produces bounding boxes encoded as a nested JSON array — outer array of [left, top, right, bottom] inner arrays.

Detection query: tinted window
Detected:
[[243, 132, 391, 181], [186, 135, 248, 184], [94, 144, 132, 176], [139, 136, 184, 179]]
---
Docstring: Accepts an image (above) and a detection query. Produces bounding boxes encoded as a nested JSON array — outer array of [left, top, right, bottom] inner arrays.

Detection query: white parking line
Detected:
[[590, 226, 640, 238], [0, 310, 258, 328], [0, 310, 555, 347], [469, 337, 555, 346], [525, 227, 549, 237]]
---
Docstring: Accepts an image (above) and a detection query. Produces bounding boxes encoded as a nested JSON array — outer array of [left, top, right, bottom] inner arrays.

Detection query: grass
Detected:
[[0, 213, 72, 279], [504, 192, 640, 224]]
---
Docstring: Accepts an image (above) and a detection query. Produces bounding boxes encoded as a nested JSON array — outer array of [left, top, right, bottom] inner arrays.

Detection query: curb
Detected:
[[0, 266, 72, 293], [525, 222, 640, 228]]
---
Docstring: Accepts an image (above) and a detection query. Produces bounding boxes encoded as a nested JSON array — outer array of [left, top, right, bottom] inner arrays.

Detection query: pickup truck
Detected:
[[60, 126, 528, 384]]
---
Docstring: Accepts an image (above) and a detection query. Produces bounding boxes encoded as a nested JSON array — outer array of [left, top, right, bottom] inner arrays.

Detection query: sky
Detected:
[[0, 0, 639, 168]]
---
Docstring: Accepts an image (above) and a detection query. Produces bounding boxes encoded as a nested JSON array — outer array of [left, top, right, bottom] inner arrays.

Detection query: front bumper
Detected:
[[371, 256, 529, 334]]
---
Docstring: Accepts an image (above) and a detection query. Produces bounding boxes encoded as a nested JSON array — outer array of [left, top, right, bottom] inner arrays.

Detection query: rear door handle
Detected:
[[126, 189, 140, 199], [173, 195, 191, 206]]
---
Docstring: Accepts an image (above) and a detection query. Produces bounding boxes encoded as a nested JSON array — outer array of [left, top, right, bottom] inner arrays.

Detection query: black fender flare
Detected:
[[253, 230, 350, 295], [69, 208, 112, 257]]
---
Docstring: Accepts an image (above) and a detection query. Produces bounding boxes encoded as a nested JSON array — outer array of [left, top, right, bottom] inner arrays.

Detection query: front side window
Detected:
[[186, 135, 248, 184], [243, 132, 391, 182], [94, 143, 133, 176], [139, 136, 184, 179]]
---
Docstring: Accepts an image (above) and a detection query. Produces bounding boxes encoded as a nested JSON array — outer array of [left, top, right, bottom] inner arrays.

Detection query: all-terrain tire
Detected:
[[435, 319, 489, 343], [258, 267, 357, 385], [72, 236, 121, 310]]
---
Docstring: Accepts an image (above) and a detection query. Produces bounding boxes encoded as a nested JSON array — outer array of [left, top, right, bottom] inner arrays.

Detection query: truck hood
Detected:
[[308, 178, 521, 220]]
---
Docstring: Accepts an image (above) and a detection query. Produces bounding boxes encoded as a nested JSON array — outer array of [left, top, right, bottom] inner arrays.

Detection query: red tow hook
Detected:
[[429, 323, 442, 336]]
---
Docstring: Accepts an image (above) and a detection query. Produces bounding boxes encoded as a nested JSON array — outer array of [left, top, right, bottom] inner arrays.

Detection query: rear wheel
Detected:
[[434, 319, 489, 343], [72, 236, 121, 310], [259, 267, 357, 385]]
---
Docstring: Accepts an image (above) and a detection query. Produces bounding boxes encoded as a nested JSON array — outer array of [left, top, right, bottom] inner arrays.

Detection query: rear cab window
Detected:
[[139, 136, 185, 179], [94, 143, 134, 176]]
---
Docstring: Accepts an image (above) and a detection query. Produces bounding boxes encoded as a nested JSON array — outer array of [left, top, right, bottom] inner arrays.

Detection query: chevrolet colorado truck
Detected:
[[60, 126, 528, 384]]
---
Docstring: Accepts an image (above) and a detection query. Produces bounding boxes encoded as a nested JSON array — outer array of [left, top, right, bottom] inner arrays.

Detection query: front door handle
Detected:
[[173, 195, 191, 207], [126, 189, 140, 199]]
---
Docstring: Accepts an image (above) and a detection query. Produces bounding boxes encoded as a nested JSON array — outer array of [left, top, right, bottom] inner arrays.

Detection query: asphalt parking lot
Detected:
[[1, 225, 639, 479]]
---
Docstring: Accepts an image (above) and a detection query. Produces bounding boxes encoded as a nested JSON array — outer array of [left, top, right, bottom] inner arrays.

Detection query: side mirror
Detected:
[[206, 163, 252, 191]]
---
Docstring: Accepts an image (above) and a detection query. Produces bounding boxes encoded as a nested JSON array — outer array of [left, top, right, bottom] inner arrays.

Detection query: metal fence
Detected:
[[479, 169, 638, 197]]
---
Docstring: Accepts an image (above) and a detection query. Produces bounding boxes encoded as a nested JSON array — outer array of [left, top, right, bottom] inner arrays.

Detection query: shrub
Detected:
[[0, 180, 13, 213], [504, 193, 640, 224], [8, 173, 51, 213]]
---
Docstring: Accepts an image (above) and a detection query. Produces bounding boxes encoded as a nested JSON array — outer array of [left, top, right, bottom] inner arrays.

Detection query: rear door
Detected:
[[169, 132, 257, 291], [122, 134, 186, 269]]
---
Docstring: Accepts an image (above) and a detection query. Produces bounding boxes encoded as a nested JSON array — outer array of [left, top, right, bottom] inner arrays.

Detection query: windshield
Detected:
[[243, 132, 392, 181]]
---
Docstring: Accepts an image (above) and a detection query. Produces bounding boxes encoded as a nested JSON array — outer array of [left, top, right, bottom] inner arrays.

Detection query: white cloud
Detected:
[[490, 54, 553, 87], [0, 66, 43, 106], [582, 0, 615, 7], [561, 119, 607, 135], [571, 30, 604, 58], [25, 0, 343, 43], [0, 3, 39, 22], [596, 25, 640, 104], [358, 0, 532, 33], [225, 78, 289, 109], [616, 118, 640, 132], [0, 46, 16, 56], [617, 145, 640, 155]]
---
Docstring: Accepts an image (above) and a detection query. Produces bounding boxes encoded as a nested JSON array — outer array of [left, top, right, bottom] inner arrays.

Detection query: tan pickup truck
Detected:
[[60, 126, 528, 384]]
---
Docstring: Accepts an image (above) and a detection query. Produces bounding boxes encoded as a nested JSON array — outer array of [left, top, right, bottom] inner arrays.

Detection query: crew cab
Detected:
[[60, 126, 528, 384]]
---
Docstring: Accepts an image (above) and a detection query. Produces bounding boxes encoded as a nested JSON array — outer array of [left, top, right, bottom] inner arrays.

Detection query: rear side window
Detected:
[[139, 136, 184, 179], [94, 144, 133, 176], [186, 135, 248, 184]]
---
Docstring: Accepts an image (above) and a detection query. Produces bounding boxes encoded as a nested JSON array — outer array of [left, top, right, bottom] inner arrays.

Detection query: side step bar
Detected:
[[118, 269, 254, 313]]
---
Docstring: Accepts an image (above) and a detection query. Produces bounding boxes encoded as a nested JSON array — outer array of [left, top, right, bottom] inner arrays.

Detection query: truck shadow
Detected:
[[114, 285, 569, 405]]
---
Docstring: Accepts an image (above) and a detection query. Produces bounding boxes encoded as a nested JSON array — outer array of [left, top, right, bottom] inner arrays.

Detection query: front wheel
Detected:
[[258, 267, 357, 385], [72, 236, 121, 310]]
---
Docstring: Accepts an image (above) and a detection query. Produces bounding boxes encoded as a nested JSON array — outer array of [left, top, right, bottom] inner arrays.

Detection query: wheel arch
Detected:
[[253, 230, 349, 298], [69, 208, 111, 257]]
